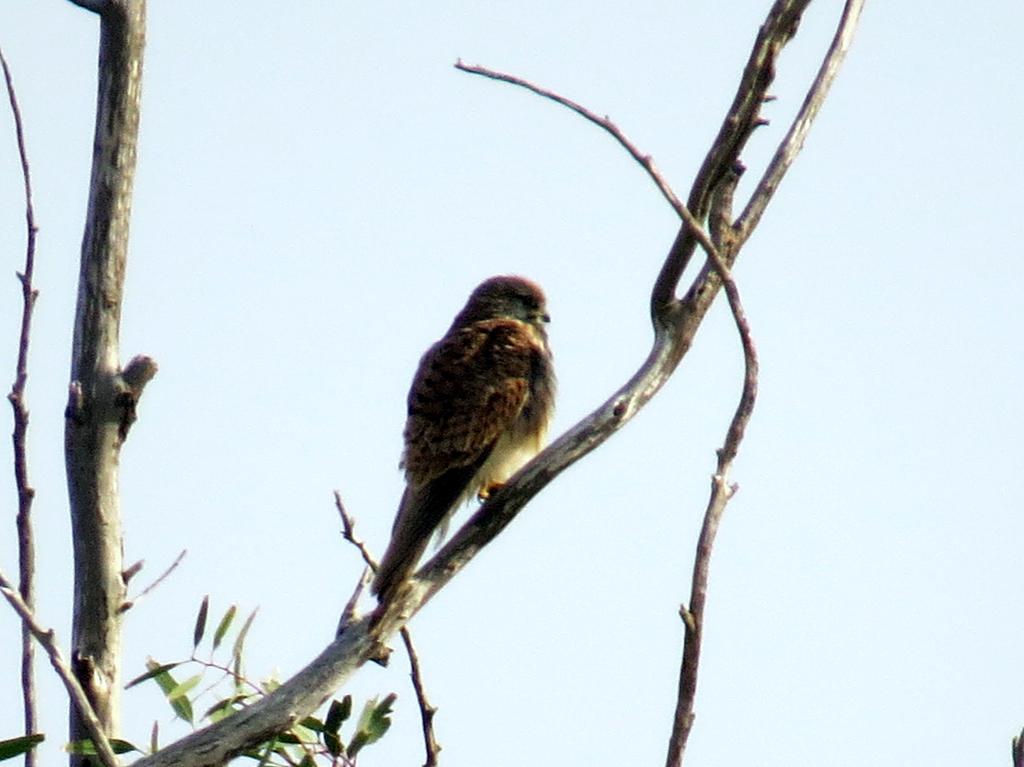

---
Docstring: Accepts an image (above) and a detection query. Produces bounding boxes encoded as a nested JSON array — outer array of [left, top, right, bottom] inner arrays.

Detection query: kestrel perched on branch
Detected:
[[372, 276, 556, 601]]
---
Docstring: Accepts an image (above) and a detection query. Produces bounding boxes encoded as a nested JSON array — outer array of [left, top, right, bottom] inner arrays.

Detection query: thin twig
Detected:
[[457, 60, 695, 238], [334, 493, 441, 765], [398, 630, 441, 767], [1, 45, 40, 766], [0, 572, 120, 767], [335, 493, 377, 572], [119, 550, 187, 613]]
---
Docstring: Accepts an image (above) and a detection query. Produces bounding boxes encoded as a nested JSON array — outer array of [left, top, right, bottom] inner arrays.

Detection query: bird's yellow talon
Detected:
[[478, 482, 506, 502]]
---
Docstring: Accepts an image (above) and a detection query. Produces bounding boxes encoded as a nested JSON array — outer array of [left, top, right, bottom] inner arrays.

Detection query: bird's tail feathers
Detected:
[[372, 461, 484, 601]]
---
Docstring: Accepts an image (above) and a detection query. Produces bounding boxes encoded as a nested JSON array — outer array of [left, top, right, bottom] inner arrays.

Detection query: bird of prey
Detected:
[[372, 275, 556, 601]]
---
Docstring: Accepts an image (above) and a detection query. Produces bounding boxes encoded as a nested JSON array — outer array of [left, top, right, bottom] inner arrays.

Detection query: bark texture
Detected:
[[64, 1, 147, 761]]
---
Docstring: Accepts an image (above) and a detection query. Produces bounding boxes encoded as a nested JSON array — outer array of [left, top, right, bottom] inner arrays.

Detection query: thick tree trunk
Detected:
[[64, 1, 146, 761]]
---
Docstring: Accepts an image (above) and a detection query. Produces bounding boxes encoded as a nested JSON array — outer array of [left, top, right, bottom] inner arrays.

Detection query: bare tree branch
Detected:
[[119, 550, 187, 613], [0, 572, 119, 767], [1, 44, 40, 767], [665, 176, 759, 767], [127, 2, 859, 762], [1013, 726, 1024, 767], [64, 0, 150, 755], [334, 494, 441, 766]]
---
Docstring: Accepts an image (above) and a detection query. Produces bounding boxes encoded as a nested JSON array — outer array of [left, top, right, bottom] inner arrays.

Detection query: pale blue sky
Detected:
[[1, 2, 1023, 765]]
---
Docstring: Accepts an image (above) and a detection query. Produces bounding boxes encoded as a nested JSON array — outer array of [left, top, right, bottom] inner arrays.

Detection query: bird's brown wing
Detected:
[[372, 319, 537, 599]]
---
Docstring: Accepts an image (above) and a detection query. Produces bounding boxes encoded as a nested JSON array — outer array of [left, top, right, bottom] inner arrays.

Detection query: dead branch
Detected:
[[1, 44, 40, 767]]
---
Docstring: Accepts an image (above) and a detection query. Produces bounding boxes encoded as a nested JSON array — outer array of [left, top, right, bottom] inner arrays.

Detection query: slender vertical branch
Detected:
[[64, 0, 148, 758], [1, 45, 40, 767]]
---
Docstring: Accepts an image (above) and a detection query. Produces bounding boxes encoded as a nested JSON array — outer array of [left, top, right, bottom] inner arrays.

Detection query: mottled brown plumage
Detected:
[[372, 276, 556, 600]]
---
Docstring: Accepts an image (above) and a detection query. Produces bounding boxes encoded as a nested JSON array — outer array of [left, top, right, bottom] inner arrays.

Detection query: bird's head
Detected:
[[454, 275, 550, 328]]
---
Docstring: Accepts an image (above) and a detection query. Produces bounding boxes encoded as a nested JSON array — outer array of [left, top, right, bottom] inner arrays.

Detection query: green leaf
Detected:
[[298, 716, 323, 733], [232, 607, 259, 663], [325, 695, 351, 733], [287, 722, 316, 745], [0, 733, 44, 760], [193, 595, 210, 650], [347, 694, 396, 758], [146, 659, 195, 724], [232, 652, 244, 690], [167, 673, 202, 701], [65, 738, 139, 755], [125, 661, 181, 690], [212, 604, 237, 651]]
